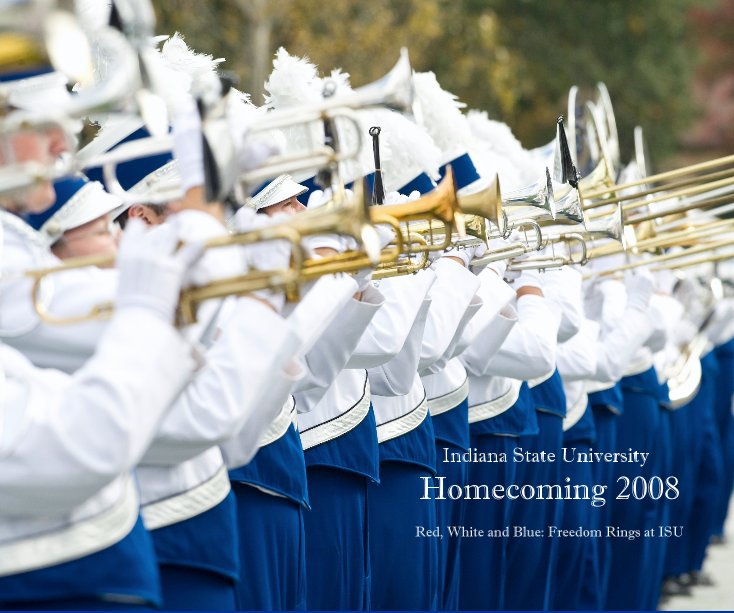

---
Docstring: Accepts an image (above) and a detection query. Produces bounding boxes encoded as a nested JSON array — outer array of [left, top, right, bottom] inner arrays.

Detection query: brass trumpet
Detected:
[[21, 178, 383, 326], [288, 167, 463, 284]]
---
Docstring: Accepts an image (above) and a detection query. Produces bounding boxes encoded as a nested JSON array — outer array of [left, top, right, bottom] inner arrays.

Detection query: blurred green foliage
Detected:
[[155, 0, 713, 163]]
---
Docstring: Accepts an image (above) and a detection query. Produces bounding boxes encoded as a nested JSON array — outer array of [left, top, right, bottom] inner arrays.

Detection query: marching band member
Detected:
[[0, 200, 208, 609], [225, 177, 385, 612], [26, 175, 126, 260], [458, 250, 559, 611]]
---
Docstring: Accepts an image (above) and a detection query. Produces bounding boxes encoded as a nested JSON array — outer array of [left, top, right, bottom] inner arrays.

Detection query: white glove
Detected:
[[653, 269, 678, 295], [514, 269, 544, 292], [233, 209, 291, 313], [352, 268, 373, 292], [172, 95, 205, 192], [482, 235, 518, 278], [176, 211, 245, 288], [624, 268, 654, 313], [671, 318, 698, 348], [116, 219, 204, 323], [307, 190, 330, 209], [441, 242, 487, 268], [303, 234, 349, 256], [375, 223, 396, 250], [383, 190, 421, 205]]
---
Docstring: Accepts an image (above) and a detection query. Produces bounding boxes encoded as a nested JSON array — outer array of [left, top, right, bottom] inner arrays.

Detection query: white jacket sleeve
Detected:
[[347, 270, 436, 369], [220, 362, 305, 470], [0, 308, 198, 515], [417, 257, 480, 372], [543, 267, 583, 342], [420, 295, 483, 375], [141, 299, 303, 465], [0, 247, 117, 373], [557, 318, 600, 382], [367, 298, 432, 397], [480, 293, 561, 379], [592, 305, 655, 382], [291, 284, 385, 404], [455, 269, 518, 367]]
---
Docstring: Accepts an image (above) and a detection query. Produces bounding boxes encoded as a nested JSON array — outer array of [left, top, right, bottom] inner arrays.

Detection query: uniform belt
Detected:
[[562, 389, 589, 432], [376, 393, 428, 444], [585, 379, 616, 394], [468, 379, 522, 424], [142, 465, 230, 531], [299, 377, 371, 451], [258, 396, 296, 449], [0, 476, 138, 577], [428, 378, 468, 417], [528, 368, 555, 389], [623, 352, 654, 377]]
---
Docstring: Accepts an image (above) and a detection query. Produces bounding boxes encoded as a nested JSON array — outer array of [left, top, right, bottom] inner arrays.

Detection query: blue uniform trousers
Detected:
[[152, 493, 239, 611], [642, 405, 673, 610], [504, 410, 564, 611], [159, 566, 236, 611], [458, 434, 516, 611], [605, 368, 660, 610], [1, 599, 153, 611], [368, 414, 438, 611], [432, 401, 470, 611], [553, 406, 597, 611], [687, 353, 724, 573], [231, 483, 306, 611], [303, 466, 370, 611], [578, 404, 618, 610], [713, 340, 734, 537], [664, 399, 699, 578], [368, 461, 438, 610]]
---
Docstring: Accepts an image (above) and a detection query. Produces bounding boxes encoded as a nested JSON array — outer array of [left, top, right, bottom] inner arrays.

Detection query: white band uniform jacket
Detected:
[[0, 308, 198, 577], [422, 268, 521, 415], [370, 257, 480, 442], [462, 284, 560, 423], [295, 280, 391, 449], [583, 280, 656, 394]]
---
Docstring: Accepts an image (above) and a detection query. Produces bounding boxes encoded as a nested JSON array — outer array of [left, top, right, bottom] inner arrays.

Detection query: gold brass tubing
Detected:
[[584, 237, 734, 280], [581, 154, 734, 200], [651, 249, 734, 271], [585, 175, 734, 221], [623, 192, 734, 225], [581, 166, 734, 210]]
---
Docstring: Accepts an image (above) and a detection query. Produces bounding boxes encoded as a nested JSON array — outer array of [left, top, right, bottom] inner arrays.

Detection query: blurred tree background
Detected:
[[155, 0, 730, 168]]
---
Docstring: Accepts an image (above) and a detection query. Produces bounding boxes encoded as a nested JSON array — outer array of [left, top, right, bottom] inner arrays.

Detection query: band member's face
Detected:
[[51, 214, 120, 262], [262, 196, 306, 217], [0, 130, 55, 213]]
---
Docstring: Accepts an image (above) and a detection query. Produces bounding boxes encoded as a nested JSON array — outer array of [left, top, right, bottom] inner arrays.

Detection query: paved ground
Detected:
[[661, 509, 734, 611]]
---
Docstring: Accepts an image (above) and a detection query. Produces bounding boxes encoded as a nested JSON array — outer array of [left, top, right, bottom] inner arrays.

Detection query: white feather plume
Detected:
[[263, 48, 325, 172], [159, 33, 224, 89], [467, 109, 543, 186], [413, 71, 473, 163], [264, 47, 323, 110]]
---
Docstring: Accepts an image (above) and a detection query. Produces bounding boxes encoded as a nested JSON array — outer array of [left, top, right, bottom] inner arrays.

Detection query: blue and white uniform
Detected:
[[459, 272, 559, 611], [368, 255, 479, 610], [0, 283, 199, 610]]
